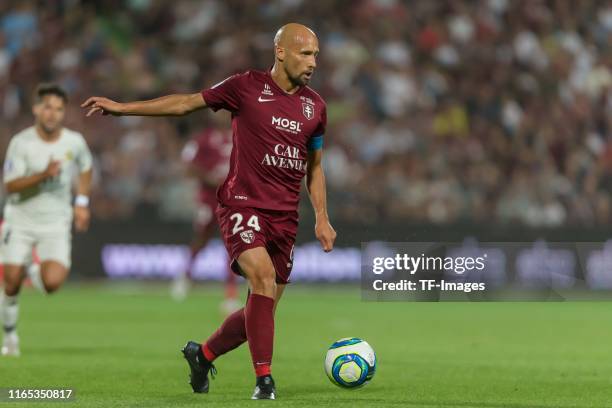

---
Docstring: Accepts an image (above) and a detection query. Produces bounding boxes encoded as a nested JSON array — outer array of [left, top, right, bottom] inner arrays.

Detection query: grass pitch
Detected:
[[0, 283, 611, 407]]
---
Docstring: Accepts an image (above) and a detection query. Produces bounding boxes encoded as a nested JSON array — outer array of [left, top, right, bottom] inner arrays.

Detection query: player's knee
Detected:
[[251, 273, 276, 289], [43, 280, 62, 294], [249, 268, 276, 293], [3, 268, 23, 296], [41, 273, 66, 293], [3, 282, 21, 296], [40, 264, 68, 294]]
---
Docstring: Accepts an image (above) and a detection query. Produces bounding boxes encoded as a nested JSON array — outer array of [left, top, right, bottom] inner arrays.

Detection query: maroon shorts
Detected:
[[216, 204, 298, 284]]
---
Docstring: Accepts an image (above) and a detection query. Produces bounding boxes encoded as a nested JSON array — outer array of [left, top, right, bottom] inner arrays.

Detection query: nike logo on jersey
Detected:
[[258, 96, 276, 102]]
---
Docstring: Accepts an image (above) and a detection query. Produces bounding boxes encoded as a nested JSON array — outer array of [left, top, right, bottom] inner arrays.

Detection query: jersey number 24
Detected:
[[230, 213, 261, 235]]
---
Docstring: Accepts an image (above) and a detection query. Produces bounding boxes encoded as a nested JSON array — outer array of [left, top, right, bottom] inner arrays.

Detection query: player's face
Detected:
[[33, 95, 66, 134], [284, 37, 319, 86]]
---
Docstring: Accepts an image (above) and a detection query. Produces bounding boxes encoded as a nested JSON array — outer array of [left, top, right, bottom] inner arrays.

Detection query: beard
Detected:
[[290, 72, 311, 87]]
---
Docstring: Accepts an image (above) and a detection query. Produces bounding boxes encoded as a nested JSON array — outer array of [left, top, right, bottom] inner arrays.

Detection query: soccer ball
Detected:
[[324, 337, 376, 389]]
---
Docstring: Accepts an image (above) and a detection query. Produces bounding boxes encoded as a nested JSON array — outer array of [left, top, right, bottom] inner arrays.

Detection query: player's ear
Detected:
[[275, 46, 285, 62], [32, 103, 40, 116]]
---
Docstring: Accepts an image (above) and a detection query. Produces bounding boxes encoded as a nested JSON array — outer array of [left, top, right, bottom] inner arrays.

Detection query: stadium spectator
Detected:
[[0, 0, 610, 227]]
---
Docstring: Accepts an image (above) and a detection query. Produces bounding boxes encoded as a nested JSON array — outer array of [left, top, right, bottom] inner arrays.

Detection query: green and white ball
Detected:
[[324, 337, 376, 389]]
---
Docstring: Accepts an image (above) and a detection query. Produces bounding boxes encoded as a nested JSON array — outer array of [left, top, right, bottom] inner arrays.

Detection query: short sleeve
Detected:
[[75, 134, 93, 172], [307, 103, 327, 151], [201, 72, 247, 112], [3, 138, 27, 183]]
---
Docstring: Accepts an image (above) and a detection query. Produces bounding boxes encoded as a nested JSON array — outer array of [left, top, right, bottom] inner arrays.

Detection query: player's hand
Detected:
[[81, 96, 124, 117], [73, 205, 90, 232], [43, 160, 61, 178], [315, 217, 336, 252]]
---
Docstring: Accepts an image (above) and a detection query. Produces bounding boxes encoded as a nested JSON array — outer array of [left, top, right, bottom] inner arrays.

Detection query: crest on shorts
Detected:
[[240, 230, 254, 244], [302, 103, 314, 120]]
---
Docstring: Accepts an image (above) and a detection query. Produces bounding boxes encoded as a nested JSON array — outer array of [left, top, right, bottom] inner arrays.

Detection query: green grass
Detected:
[[0, 283, 611, 407]]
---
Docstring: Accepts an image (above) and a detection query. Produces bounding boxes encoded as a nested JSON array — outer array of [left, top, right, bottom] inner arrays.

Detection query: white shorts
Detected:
[[1, 223, 72, 268]]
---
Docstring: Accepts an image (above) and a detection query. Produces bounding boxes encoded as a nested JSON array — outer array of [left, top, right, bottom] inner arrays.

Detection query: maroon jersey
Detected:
[[201, 70, 326, 211], [182, 128, 232, 204]]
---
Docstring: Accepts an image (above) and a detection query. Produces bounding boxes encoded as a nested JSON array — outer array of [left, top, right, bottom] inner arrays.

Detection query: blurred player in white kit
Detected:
[[1, 83, 93, 356]]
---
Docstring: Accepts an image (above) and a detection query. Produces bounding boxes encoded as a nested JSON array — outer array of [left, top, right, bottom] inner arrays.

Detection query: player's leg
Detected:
[[182, 206, 282, 396], [26, 255, 45, 293], [202, 281, 286, 362], [273, 283, 286, 315], [186, 231, 209, 276], [39, 261, 69, 294], [1, 264, 25, 356], [245, 211, 297, 399], [183, 274, 285, 395], [1, 226, 34, 357], [248, 284, 285, 400], [172, 205, 216, 301], [220, 262, 240, 315], [36, 227, 71, 294], [187, 222, 216, 280], [232, 247, 279, 399], [3, 265, 25, 297]]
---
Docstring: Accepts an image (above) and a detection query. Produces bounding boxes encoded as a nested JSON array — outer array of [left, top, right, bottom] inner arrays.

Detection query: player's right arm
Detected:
[[82, 73, 247, 118], [3, 139, 60, 194], [81, 93, 206, 117], [4, 161, 60, 193]]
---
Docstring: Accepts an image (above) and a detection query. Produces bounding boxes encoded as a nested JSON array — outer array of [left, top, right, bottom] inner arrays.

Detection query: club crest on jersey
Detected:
[[240, 230, 255, 244], [302, 103, 314, 120]]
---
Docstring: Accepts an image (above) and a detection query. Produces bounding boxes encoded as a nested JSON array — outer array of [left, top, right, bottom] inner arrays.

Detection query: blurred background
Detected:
[[2, 4, 612, 405], [0, 0, 611, 284]]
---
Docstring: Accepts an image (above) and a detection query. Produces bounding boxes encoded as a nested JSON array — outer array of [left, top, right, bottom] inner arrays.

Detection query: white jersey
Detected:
[[3, 126, 92, 228]]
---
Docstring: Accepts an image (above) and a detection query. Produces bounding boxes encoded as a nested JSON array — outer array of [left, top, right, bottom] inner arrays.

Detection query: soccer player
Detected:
[[170, 113, 238, 312], [1, 83, 93, 356], [82, 23, 336, 400]]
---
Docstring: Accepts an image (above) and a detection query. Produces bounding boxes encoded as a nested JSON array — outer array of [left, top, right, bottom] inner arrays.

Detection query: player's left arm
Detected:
[[73, 135, 93, 232], [306, 148, 336, 252]]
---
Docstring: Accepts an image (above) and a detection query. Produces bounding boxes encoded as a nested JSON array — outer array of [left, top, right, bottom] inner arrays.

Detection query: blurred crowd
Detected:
[[0, 0, 610, 227]]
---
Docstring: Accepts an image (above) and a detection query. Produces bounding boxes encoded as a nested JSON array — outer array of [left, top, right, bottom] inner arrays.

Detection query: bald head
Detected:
[[274, 23, 318, 48], [272, 23, 319, 88]]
